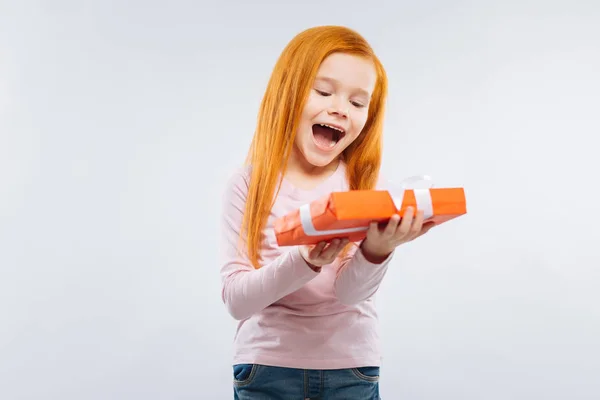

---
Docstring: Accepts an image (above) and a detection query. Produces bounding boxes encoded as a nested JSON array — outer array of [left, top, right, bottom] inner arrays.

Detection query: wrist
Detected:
[[360, 241, 392, 264]]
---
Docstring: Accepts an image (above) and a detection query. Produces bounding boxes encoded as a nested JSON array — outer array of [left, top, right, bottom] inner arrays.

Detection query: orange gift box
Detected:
[[274, 188, 467, 246]]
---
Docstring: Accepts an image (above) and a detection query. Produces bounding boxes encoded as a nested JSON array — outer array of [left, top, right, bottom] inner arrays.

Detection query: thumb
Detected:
[[420, 221, 436, 235]]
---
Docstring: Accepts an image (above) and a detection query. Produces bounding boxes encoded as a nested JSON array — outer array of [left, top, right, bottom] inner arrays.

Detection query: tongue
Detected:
[[312, 125, 336, 148]]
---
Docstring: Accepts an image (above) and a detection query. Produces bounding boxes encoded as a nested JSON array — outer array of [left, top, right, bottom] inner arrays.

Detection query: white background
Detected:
[[1, 1, 599, 399]]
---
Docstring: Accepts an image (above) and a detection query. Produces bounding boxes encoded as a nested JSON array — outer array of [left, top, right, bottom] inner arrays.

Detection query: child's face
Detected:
[[294, 52, 377, 169]]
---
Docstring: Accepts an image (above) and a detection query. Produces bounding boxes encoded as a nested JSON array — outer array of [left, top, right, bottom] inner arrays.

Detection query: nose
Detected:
[[327, 97, 349, 119]]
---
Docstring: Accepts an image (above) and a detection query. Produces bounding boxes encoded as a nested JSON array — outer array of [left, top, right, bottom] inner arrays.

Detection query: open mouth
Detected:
[[312, 123, 346, 150]]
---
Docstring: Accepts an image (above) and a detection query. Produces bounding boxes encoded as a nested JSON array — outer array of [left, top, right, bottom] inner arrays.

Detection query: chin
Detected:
[[303, 152, 339, 168], [302, 140, 347, 168]]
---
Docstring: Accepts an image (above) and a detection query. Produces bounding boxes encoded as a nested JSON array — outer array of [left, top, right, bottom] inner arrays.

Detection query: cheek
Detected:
[[304, 93, 330, 116], [298, 105, 315, 130], [297, 105, 316, 143], [352, 112, 369, 134]]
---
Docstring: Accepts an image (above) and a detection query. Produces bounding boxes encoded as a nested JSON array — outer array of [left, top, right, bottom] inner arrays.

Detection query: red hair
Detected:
[[243, 25, 389, 268]]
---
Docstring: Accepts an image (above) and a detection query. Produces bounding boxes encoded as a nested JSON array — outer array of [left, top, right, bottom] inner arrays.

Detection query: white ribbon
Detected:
[[299, 204, 368, 236], [392, 175, 435, 220], [299, 175, 435, 237]]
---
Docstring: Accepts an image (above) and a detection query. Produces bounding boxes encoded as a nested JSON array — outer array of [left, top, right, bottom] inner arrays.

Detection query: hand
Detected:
[[361, 207, 435, 263], [299, 238, 350, 271]]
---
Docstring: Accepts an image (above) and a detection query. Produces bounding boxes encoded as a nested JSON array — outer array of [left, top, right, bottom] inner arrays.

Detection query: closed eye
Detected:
[[315, 88, 366, 108]]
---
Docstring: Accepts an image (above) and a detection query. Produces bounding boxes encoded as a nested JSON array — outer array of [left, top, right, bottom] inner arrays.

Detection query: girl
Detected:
[[219, 25, 434, 399]]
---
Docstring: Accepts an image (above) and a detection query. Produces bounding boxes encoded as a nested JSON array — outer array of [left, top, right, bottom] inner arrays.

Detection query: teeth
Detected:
[[319, 123, 344, 133]]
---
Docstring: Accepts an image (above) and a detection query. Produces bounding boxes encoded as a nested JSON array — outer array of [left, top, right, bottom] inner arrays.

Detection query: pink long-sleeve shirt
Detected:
[[219, 161, 394, 369]]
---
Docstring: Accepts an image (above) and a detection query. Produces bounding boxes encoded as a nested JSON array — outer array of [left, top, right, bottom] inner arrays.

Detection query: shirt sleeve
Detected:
[[219, 168, 319, 320], [333, 243, 394, 305]]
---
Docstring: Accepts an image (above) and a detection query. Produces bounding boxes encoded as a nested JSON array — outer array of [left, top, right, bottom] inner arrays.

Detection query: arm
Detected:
[[333, 242, 394, 305], [219, 170, 319, 320], [334, 203, 434, 305]]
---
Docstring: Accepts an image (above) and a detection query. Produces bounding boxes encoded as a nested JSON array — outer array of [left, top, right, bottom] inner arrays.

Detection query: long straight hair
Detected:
[[243, 25, 388, 268]]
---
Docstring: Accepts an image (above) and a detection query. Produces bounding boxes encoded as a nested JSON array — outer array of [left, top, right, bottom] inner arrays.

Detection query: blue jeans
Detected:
[[233, 364, 380, 399]]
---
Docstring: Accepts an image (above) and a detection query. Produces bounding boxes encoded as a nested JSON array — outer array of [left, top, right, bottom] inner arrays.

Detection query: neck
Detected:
[[284, 147, 341, 190]]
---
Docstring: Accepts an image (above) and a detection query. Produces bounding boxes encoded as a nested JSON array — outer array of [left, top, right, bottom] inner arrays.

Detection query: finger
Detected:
[[418, 221, 436, 236], [329, 238, 350, 260], [319, 238, 342, 259], [366, 221, 379, 238], [334, 237, 350, 253], [396, 207, 414, 237], [383, 214, 401, 238], [329, 237, 348, 249], [408, 209, 425, 238], [322, 237, 349, 261], [309, 241, 327, 259]]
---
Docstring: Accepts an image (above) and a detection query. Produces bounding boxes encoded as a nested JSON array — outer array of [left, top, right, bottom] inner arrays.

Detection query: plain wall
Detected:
[[1, 1, 599, 399]]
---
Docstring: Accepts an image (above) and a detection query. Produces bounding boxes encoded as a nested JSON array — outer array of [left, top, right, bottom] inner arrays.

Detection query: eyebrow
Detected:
[[314, 76, 371, 98]]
